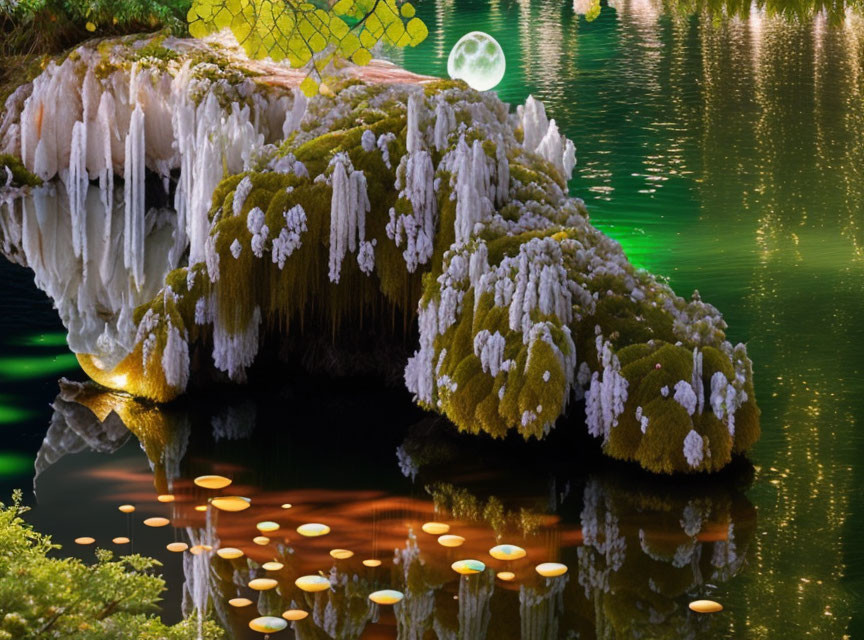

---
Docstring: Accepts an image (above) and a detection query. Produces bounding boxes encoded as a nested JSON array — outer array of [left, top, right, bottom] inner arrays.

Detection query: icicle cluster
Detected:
[[585, 336, 629, 441], [327, 153, 371, 283]]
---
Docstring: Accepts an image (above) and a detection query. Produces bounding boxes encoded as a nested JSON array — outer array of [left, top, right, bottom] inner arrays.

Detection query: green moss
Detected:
[[0, 154, 43, 188]]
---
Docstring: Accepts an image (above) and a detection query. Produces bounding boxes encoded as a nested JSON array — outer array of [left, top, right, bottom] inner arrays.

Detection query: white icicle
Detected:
[[123, 67, 146, 289]]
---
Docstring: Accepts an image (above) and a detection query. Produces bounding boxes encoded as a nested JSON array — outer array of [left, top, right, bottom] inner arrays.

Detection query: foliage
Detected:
[[0, 154, 42, 187], [0, 491, 224, 640], [187, 0, 428, 95]]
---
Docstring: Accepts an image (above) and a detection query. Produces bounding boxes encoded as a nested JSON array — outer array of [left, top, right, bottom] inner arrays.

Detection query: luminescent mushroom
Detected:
[[157, 494, 175, 503], [496, 571, 516, 581], [118, 504, 135, 514], [368, 590, 404, 605], [112, 537, 130, 545], [253, 536, 270, 545], [263, 561, 284, 571], [167, 542, 189, 552], [210, 496, 251, 512], [330, 549, 354, 559], [143, 517, 170, 527], [248, 578, 279, 591], [194, 475, 232, 490], [296, 523, 330, 537], [281, 503, 292, 509], [295, 575, 331, 592], [74, 537, 95, 545], [229, 598, 253, 607], [535, 562, 568, 577], [256, 521, 280, 533], [437, 535, 465, 548], [190, 544, 213, 555], [282, 609, 309, 621], [421, 522, 449, 535], [489, 544, 527, 561], [451, 559, 486, 575], [194, 505, 208, 512], [362, 559, 382, 567], [248, 616, 288, 634], [216, 547, 244, 559], [689, 600, 723, 613]]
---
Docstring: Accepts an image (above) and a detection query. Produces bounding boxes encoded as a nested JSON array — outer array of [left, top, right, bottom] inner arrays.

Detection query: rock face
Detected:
[[0, 34, 759, 473]]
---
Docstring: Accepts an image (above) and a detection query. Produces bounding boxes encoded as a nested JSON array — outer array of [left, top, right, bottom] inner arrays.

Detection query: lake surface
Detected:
[[1, 0, 863, 637]]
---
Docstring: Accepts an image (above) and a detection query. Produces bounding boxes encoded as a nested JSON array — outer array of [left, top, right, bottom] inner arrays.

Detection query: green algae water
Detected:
[[0, 0, 863, 637]]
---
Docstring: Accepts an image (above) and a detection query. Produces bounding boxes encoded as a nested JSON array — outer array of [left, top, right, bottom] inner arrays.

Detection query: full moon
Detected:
[[447, 32, 506, 92]]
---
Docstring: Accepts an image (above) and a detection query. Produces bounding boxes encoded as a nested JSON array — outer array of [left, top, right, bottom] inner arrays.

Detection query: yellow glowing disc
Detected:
[[368, 589, 404, 605], [297, 523, 330, 537], [190, 544, 212, 555], [263, 561, 284, 571], [248, 578, 279, 591], [253, 536, 270, 545], [167, 542, 189, 552], [143, 517, 170, 528], [330, 549, 354, 560], [295, 575, 331, 592], [422, 522, 450, 535], [362, 559, 382, 567], [118, 504, 135, 514], [689, 600, 723, 613], [438, 534, 465, 548], [281, 503, 292, 509], [249, 616, 287, 633], [535, 562, 568, 577], [216, 547, 244, 559], [194, 475, 232, 490], [497, 571, 516, 581], [157, 494, 175, 503], [210, 496, 251, 512], [112, 536, 130, 545], [282, 609, 309, 621], [451, 559, 486, 575], [194, 505, 208, 512], [489, 544, 527, 561], [75, 537, 95, 545], [229, 598, 253, 607], [256, 521, 280, 533]]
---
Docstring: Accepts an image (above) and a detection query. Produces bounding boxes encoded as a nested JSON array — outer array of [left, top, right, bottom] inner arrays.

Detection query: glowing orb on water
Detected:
[[362, 559, 382, 567], [194, 475, 232, 489], [118, 504, 135, 513], [438, 534, 465, 548], [421, 522, 449, 535], [75, 537, 95, 545], [369, 589, 404, 605], [535, 562, 568, 577], [257, 521, 280, 533], [253, 536, 270, 546], [248, 578, 278, 591], [157, 494, 174, 503], [190, 544, 212, 555], [249, 616, 287, 633], [282, 609, 309, 621], [263, 561, 284, 571], [281, 503, 292, 509], [689, 600, 723, 613], [295, 575, 331, 592], [330, 549, 354, 560], [166, 542, 188, 552], [194, 505, 208, 512], [489, 544, 527, 561], [217, 547, 244, 559], [229, 598, 253, 607], [112, 537, 130, 545], [447, 31, 506, 92], [210, 496, 251, 512], [297, 523, 330, 537], [497, 571, 516, 581], [143, 517, 170, 527], [451, 559, 486, 575]]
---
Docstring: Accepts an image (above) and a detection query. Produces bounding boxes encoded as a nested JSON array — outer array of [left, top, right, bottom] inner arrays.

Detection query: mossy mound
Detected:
[[0, 154, 42, 188]]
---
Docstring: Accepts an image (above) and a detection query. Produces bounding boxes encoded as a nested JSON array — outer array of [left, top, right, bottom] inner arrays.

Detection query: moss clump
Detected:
[[0, 154, 43, 188]]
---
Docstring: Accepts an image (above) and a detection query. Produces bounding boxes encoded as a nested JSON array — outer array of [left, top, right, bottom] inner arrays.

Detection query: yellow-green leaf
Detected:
[[299, 76, 319, 97]]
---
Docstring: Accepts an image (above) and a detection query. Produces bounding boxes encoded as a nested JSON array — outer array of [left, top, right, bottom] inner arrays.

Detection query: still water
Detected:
[[1, 0, 863, 637]]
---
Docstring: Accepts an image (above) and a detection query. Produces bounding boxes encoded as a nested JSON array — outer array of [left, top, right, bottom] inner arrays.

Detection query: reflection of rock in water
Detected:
[[0, 183, 177, 368]]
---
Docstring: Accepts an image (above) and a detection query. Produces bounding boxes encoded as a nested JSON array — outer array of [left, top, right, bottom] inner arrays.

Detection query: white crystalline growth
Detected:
[[518, 95, 577, 182], [710, 370, 747, 437], [212, 306, 261, 381], [519, 95, 549, 155], [357, 239, 376, 275], [683, 429, 704, 468], [233, 176, 254, 216], [691, 347, 705, 414], [361, 128, 376, 152], [508, 237, 573, 335], [585, 336, 629, 441], [387, 147, 436, 272], [124, 69, 146, 289], [673, 379, 698, 416], [328, 153, 371, 283], [433, 94, 456, 151], [473, 330, 506, 376], [246, 206, 268, 258], [405, 298, 439, 405], [161, 320, 190, 389], [271, 204, 307, 269], [229, 238, 242, 259], [451, 136, 493, 244]]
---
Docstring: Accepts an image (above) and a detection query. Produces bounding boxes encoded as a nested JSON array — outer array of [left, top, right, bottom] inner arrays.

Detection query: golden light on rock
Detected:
[[362, 559, 382, 567], [248, 616, 287, 634], [368, 589, 404, 605], [210, 496, 251, 512], [330, 549, 354, 560], [535, 562, 568, 577], [118, 504, 135, 514], [194, 505, 208, 512], [496, 571, 516, 581], [216, 547, 244, 559], [190, 544, 212, 555], [281, 503, 292, 509], [143, 517, 170, 527], [229, 598, 253, 607], [157, 494, 175, 503], [112, 536, 130, 545], [256, 521, 280, 533], [295, 575, 331, 592], [263, 561, 284, 571], [167, 542, 189, 552], [282, 609, 309, 621], [451, 559, 485, 575], [297, 523, 330, 537], [75, 537, 95, 545], [489, 544, 527, 561], [248, 578, 279, 591], [437, 534, 465, 548], [194, 475, 232, 490], [253, 536, 270, 545], [421, 522, 450, 535], [689, 600, 723, 613]]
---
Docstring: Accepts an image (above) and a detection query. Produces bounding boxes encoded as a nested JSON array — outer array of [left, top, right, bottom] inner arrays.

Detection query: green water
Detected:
[[393, 1, 864, 636]]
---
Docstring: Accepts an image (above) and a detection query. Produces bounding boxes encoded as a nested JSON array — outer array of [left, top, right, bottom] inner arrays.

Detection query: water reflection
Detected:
[[35, 382, 756, 639]]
